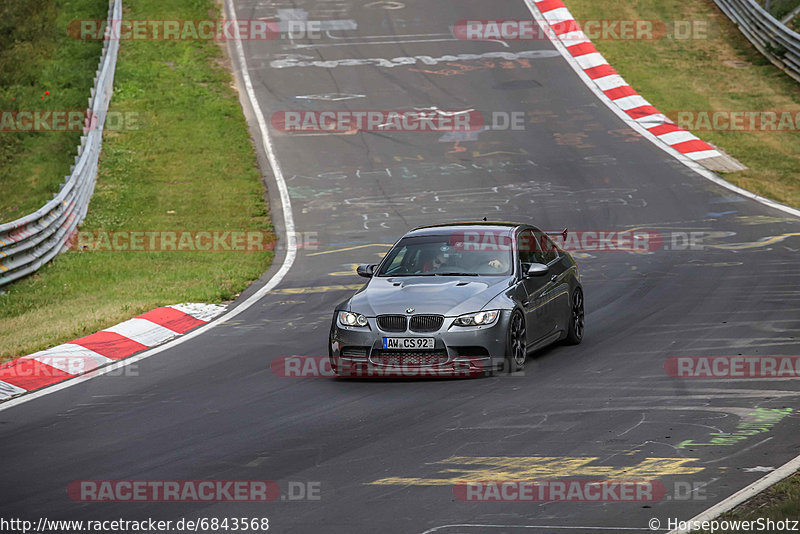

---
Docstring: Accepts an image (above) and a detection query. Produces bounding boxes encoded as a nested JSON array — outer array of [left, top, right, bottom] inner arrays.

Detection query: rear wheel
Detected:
[[505, 310, 526, 373], [564, 288, 584, 345]]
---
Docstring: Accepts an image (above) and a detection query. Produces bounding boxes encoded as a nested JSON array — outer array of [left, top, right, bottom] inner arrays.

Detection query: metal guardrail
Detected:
[[715, 0, 800, 83], [0, 0, 121, 287]]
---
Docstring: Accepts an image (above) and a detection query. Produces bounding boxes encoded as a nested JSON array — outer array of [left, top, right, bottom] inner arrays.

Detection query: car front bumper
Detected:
[[329, 310, 512, 377]]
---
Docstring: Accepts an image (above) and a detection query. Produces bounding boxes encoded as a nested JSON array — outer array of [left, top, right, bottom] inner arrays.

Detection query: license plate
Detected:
[[382, 337, 435, 349]]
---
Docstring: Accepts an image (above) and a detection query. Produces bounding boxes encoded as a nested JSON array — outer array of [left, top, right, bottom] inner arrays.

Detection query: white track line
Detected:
[[0, 0, 296, 413], [666, 455, 800, 533]]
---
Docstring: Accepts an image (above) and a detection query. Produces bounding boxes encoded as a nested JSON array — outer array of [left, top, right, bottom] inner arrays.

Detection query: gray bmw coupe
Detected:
[[329, 222, 584, 377]]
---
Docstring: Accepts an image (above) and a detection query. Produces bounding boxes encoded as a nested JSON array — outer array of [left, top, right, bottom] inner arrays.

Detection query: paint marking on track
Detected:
[[709, 232, 800, 250], [370, 456, 704, 485], [307, 244, 394, 256], [269, 50, 561, 69], [329, 264, 359, 276], [364, 1, 406, 9], [272, 284, 364, 295], [295, 93, 365, 101], [676, 408, 793, 449], [292, 37, 465, 50]]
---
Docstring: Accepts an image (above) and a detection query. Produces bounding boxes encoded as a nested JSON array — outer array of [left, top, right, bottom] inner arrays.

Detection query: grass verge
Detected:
[[692, 469, 800, 532], [0, 0, 108, 222], [0, 0, 273, 362], [564, 0, 800, 208]]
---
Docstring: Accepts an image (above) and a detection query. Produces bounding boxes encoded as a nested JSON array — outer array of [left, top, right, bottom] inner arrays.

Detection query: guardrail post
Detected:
[[781, 4, 800, 24]]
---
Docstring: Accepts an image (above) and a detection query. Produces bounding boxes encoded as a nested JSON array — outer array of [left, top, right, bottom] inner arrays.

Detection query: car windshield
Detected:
[[376, 234, 513, 276]]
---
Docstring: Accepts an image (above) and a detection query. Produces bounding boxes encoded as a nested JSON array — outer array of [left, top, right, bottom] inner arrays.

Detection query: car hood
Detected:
[[348, 276, 512, 317]]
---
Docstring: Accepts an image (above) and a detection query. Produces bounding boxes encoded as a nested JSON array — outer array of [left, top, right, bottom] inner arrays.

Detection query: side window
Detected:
[[540, 234, 559, 264], [525, 230, 559, 264], [384, 247, 407, 273], [517, 230, 537, 264]]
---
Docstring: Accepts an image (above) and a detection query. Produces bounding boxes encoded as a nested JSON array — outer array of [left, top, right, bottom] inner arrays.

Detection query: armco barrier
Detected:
[[715, 0, 800, 83], [0, 0, 121, 287]]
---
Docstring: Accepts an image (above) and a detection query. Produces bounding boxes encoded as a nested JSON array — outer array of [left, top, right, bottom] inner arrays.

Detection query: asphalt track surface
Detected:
[[2, 1, 800, 533]]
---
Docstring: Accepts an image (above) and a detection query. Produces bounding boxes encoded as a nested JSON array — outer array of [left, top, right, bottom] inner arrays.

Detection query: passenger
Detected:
[[486, 254, 509, 272]]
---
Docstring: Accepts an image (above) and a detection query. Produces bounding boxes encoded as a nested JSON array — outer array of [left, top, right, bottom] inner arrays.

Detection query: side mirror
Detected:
[[356, 264, 376, 278], [526, 263, 549, 277]]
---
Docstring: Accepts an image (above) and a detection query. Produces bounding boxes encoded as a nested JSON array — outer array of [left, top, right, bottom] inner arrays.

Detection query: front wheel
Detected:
[[564, 288, 584, 345], [504, 310, 527, 373]]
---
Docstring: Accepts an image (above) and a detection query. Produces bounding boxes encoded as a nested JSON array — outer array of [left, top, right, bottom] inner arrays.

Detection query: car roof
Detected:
[[405, 222, 531, 238]]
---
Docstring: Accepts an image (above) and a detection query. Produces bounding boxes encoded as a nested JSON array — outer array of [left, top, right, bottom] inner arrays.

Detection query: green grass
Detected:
[[0, 0, 273, 362], [761, 0, 800, 20], [692, 470, 800, 533], [565, 0, 800, 209], [0, 0, 108, 222]]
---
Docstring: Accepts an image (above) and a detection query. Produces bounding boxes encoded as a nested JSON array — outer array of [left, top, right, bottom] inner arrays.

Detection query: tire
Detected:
[[564, 288, 584, 345], [505, 310, 527, 373], [328, 333, 343, 377]]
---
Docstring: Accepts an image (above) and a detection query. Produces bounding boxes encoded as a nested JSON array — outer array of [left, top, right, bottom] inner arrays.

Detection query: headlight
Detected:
[[453, 310, 500, 327], [338, 311, 369, 327]]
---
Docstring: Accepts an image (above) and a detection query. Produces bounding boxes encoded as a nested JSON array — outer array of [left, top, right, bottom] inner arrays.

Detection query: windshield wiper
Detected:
[[434, 272, 480, 276], [380, 273, 436, 277]]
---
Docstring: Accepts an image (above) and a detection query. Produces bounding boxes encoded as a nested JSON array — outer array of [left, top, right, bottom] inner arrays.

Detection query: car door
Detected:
[[532, 231, 571, 338], [517, 229, 550, 345]]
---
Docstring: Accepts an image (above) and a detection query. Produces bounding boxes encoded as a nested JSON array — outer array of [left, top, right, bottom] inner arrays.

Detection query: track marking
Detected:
[[709, 232, 800, 250], [329, 264, 359, 276], [370, 456, 703, 486], [364, 1, 405, 9], [292, 37, 466, 49], [269, 50, 561, 69], [295, 93, 365, 101], [676, 408, 793, 448], [272, 284, 364, 294], [307, 243, 393, 256]]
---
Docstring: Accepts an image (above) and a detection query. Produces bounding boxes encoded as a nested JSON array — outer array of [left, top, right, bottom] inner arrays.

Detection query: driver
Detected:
[[422, 249, 450, 272]]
